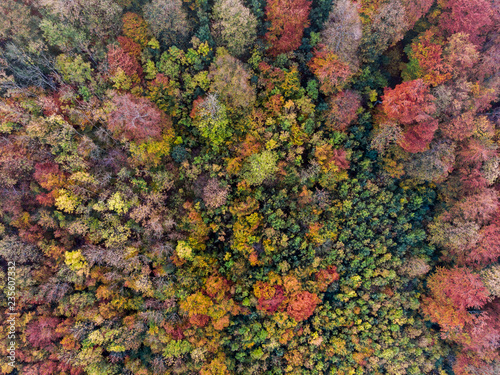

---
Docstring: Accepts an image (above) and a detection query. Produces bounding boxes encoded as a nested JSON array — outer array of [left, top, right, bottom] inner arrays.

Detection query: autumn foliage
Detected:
[[107, 93, 172, 143], [265, 0, 312, 56], [1, 1, 500, 374], [308, 46, 352, 95]]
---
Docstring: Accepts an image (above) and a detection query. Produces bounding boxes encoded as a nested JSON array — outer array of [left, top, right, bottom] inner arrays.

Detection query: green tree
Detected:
[[211, 0, 258, 57], [243, 150, 279, 185]]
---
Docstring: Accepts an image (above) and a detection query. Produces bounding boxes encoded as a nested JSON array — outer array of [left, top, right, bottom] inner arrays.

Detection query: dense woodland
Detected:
[[0, 0, 499, 374]]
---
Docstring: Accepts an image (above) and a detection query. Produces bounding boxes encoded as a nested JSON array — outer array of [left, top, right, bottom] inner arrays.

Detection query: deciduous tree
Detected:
[[107, 93, 172, 143], [265, 0, 312, 57], [211, 0, 257, 57]]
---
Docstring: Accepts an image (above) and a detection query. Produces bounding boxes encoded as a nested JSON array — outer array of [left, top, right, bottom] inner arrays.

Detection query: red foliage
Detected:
[[205, 275, 231, 302], [308, 47, 352, 95], [441, 112, 475, 141], [469, 223, 500, 266], [33, 162, 66, 190], [257, 285, 286, 313], [265, 0, 312, 56], [456, 189, 499, 224], [452, 302, 500, 373], [107, 45, 143, 77], [401, 0, 434, 28], [107, 93, 171, 143], [26, 317, 62, 348], [332, 148, 350, 170], [382, 79, 438, 152], [40, 94, 62, 117], [458, 139, 497, 166], [382, 79, 436, 125], [189, 314, 210, 328], [460, 169, 488, 193], [315, 266, 340, 292], [286, 291, 320, 321], [409, 31, 451, 86], [398, 119, 438, 153], [439, 0, 495, 45], [190, 96, 205, 119], [426, 266, 490, 311], [117, 36, 142, 58], [326, 90, 361, 132]]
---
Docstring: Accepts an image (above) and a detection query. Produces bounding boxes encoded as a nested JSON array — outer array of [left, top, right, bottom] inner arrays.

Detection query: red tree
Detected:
[[308, 47, 352, 95], [382, 79, 436, 125], [439, 0, 496, 46], [381, 79, 438, 152], [107, 93, 172, 143], [326, 90, 361, 132], [117, 36, 142, 58], [423, 267, 490, 331], [287, 291, 320, 321], [265, 0, 312, 56], [399, 119, 438, 153], [469, 223, 500, 266], [107, 44, 143, 78], [26, 317, 63, 348]]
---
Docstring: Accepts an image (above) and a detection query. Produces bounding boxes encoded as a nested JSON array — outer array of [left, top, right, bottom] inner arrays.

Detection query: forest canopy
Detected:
[[0, 0, 499, 374]]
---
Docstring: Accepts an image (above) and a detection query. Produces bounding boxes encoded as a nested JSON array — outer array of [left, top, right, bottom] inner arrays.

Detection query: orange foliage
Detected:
[[122, 12, 151, 47], [309, 47, 352, 95], [315, 266, 340, 292], [287, 291, 320, 321], [265, 0, 312, 56]]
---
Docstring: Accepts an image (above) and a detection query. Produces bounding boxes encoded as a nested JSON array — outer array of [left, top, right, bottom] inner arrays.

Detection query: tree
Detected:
[[287, 291, 320, 321], [382, 79, 435, 125], [107, 93, 172, 143], [439, 0, 496, 45], [211, 0, 258, 57], [190, 94, 232, 150], [107, 44, 142, 78], [143, 0, 191, 47], [405, 140, 456, 182], [203, 179, 229, 209], [242, 150, 279, 185], [469, 223, 500, 266], [381, 79, 438, 152], [360, 0, 409, 62], [26, 317, 63, 348], [325, 90, 361, 132], [443, 33, 480, 79], [423, 267, 490, 330], [308, 47, 352, 95], [121, 12, 152, 48], [399, 119, 438, 153], [208, 50, 256, 112], [0, 0, 32, 42], [400, 0, 434, 29], [402, 30, 452, 86], [440, 112, 475, 142], [37, 0, 122, 55], [320, 0, 362, 67], [265, 0, 312, 57]]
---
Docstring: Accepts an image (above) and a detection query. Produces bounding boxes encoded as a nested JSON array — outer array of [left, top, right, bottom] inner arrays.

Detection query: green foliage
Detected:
[[242, 150, 279, 185], [55, 54, 93, 84], [2, 1, 497, 374], [192, 94, 232, 151]]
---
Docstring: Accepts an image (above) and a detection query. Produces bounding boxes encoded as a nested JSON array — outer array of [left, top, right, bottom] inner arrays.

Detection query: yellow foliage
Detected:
[[55, 189, 80, 213], [129, 131, 175, 167], [176, 240, 194, 261], [65, 250, 88, 273]]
